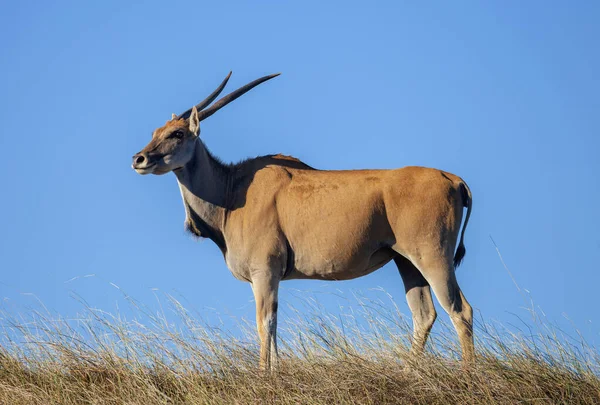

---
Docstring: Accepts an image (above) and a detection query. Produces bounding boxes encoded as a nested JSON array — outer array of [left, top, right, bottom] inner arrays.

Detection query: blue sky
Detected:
[[1, 2, 599, 344]]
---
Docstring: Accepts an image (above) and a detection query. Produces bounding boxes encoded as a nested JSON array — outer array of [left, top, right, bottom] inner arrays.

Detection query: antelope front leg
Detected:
[[251, 273, 280, 371]]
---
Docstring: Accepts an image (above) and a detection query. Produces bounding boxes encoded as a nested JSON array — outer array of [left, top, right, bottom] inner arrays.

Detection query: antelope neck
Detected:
[[174, 140, 231, 254]]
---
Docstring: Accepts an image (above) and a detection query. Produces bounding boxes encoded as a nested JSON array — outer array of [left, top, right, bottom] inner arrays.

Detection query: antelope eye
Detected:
[[170, 130, 184, 139]]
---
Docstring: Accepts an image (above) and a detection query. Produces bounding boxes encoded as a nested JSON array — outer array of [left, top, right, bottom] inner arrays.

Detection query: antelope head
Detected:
[[132, 72, 280, 175]]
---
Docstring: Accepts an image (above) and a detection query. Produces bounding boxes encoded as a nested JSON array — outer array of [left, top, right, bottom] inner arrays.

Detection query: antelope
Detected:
[[132, 72, 474, 370]]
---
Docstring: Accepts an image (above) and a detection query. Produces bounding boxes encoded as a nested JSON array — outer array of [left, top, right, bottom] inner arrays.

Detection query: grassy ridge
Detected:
[[0, 292, 598, 404]]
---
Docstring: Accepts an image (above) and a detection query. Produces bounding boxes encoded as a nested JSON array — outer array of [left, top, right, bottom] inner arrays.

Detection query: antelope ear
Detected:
[[171, 113, 177, 121], [188, 106, 200, 137]]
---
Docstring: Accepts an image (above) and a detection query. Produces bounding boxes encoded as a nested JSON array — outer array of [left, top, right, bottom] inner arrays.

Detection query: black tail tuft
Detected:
[[453, 181, 472, 269], [454, 243, 466, 268]]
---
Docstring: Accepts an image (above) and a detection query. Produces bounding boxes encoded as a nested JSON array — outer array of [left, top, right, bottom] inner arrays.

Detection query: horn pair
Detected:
[[178, 71, 281, 121]]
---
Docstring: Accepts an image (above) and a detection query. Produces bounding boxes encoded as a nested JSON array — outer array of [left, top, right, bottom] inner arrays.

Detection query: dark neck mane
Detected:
[[175, 139, 314, 253]]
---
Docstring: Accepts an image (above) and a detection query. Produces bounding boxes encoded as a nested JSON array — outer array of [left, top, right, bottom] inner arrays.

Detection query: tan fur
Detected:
[[132, 75, 474, 371]]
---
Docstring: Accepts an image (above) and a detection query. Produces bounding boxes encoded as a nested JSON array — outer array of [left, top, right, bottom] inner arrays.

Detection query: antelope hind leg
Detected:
[[394, 255, 437, 357]]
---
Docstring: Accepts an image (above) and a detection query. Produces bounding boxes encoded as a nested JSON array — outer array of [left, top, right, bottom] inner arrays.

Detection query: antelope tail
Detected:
[[453, 181, 472, 268]]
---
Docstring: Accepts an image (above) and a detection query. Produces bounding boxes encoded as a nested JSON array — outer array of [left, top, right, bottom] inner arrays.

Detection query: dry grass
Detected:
[[0, 291, 598, 404]]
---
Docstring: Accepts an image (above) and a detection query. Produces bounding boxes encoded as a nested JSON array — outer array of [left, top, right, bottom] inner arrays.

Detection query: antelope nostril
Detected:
[[135, 155, 146, 165]]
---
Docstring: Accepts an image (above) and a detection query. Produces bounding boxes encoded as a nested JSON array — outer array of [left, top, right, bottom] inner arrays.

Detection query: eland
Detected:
[[132, 72, 474, 370]]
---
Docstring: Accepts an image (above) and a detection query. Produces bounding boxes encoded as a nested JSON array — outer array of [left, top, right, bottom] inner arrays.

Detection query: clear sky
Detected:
[[1, 2, 599, 344]]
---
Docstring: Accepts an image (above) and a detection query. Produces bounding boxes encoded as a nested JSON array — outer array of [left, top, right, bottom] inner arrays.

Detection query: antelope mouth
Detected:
[[133, 163, 156, 175]]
